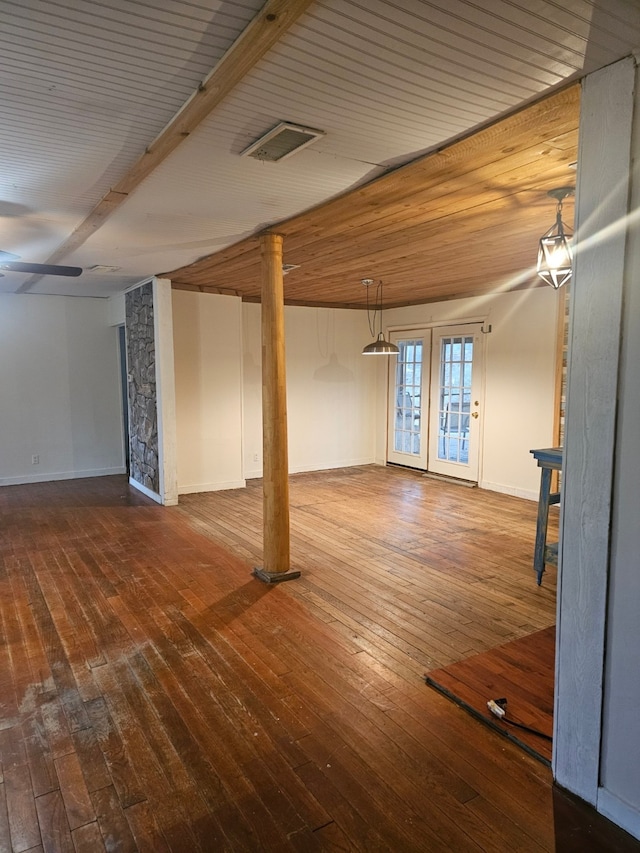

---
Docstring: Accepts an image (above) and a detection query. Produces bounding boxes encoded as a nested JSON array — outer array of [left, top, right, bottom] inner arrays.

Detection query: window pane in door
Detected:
[[393, 338, 423, 457], [437, 335, 473, 464]]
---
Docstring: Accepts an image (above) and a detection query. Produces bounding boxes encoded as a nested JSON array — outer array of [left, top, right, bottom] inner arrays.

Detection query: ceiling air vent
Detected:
[[87, 264, 121, 273], [241, 122, 324, 162]]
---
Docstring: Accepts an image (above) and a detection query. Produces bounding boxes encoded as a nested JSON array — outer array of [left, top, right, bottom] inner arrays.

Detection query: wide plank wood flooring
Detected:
[[0, 465, 565, 851], [181, 464, 558, 673], [426, 626, 556, 765]]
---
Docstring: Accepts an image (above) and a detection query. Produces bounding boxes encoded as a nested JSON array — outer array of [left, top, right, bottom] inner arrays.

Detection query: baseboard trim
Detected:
[[288, 457, 375, 475], [598, 788, 640, 841], [245, 458, 376, 481], [178, 479, 246, 495], [479, 480, 538, 501], [0, 467, 126, 487], [129, 478, 162, 504]]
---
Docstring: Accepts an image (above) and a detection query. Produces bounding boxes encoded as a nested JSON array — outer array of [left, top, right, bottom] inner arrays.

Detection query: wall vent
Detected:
[[241, 122, 324, 162]]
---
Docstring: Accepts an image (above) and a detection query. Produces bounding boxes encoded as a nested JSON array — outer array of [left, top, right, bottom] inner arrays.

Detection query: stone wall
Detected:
[[125, 282, 159, 493]]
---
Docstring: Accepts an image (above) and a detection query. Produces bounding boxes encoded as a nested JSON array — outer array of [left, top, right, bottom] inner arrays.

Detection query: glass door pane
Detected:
[[387, 331, 430, 469], [436, 335, 473, 464], [394, 340, 422, 454]]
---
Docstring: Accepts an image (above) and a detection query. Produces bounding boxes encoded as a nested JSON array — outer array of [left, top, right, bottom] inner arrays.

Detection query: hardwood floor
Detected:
[[426, 626, 556, 765], [0, 466, 577, 851], [182, 464, 559, 673]]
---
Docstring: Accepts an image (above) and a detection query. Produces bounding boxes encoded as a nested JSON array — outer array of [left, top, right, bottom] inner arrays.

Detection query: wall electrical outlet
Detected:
[[32, 454, 39, 465], [253, 453, 259, 463]]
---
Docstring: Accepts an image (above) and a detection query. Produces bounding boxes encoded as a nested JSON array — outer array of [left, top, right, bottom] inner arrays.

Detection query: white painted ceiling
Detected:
[[1, 0, 639, 298]]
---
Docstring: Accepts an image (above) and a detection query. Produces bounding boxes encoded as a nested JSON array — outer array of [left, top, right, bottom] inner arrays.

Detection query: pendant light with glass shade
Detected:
[[537, 187, 574, 289], [361, 278, 399, 355]]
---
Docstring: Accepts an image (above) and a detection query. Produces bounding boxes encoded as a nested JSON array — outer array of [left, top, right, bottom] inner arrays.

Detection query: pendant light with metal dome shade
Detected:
[[361, 279, 399, 356]]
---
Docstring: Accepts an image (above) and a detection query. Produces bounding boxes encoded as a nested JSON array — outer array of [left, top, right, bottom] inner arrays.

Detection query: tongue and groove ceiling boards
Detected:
[[1, 0, 639, 302], [166, 83, 580, 308], [0, 0, 266, 293]]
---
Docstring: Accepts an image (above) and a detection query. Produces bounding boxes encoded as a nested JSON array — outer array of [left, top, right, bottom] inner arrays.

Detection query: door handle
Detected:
[[471, 411, 479, 419]]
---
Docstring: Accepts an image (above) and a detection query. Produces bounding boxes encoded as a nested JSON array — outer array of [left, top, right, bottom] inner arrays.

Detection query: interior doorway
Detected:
[[386, 324, 484, 481]]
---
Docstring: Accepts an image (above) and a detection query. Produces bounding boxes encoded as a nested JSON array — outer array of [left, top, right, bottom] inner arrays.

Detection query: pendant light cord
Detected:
[[365, 280, 383, 338]]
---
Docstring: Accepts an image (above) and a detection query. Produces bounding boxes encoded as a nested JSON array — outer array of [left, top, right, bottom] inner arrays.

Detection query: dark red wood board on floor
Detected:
[[426, 626, 555, 764]]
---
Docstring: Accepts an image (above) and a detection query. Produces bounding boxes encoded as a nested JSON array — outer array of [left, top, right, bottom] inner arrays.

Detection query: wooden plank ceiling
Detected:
[[166, 84, 579, 309]]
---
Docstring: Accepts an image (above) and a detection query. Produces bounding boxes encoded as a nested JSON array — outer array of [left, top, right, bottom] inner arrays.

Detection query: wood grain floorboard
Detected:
[[0, 784, 12, 853], [426, 627, 556, 763], [4, 466, 635, 852], [4, 765, 40, 852], [33, 790, 73, 853], [69, 820, 106, 853]]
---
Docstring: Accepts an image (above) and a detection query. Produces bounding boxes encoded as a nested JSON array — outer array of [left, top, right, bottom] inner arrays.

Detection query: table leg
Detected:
[[534, 467, 552, 585]]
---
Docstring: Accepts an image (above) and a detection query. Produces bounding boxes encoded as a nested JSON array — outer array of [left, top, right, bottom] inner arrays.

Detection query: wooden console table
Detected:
[[530, 447, 563, 585]]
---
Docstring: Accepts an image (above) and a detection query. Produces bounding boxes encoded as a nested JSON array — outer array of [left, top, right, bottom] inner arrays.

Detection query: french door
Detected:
[[387, 325, 484, 481], [427, 325, 483, 480], [387, 331, 430, 469]]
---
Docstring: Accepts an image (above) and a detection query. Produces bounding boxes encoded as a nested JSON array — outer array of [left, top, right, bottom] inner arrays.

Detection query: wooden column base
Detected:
[[252, 567, 301, 584]]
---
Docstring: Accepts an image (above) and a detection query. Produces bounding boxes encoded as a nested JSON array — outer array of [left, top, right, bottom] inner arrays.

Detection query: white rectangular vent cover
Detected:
[[241, 122, 324, 162], [87, 264, 122, 273]]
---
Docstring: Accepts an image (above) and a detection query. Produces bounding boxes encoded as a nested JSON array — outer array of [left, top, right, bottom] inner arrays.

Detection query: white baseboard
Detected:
[[178, 479, 246, 495], [479, 480, 538, 501], [129, 477, 162, 504], [245, 457, 376, 481], [598, 788, 640, 841], [288, 456, 376, 475], [0, 466, 126, 487]]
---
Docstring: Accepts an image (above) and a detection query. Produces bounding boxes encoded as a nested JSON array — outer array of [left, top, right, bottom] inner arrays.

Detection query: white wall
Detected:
[[384, 287, 559, 499], [243, 302, 378, 477], [175, 290, 554, 496], [172, 290, 245, 493], [174, 294, 375, 492], [107, 292, 125, 326], [0, 294, 125, 485]]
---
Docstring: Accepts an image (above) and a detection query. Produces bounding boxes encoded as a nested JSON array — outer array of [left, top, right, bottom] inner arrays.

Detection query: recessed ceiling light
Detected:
[[241, 122, 325, 162]]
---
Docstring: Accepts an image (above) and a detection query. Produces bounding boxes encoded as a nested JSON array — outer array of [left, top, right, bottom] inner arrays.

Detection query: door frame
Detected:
[[385, 317, 487, 481]]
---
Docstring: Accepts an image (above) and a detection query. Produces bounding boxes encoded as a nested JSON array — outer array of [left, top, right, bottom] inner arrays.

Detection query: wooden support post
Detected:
[[253, 232, 300, 583]]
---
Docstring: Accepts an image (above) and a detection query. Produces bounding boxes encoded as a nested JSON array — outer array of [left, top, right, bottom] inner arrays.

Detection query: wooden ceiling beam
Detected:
[[17, 0, 315, 293]]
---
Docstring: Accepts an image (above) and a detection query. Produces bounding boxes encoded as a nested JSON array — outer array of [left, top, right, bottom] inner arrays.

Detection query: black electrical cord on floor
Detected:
[[488, 698, 552, 741], [498, 717, 552, 741], [425, 678, 552, 767]]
